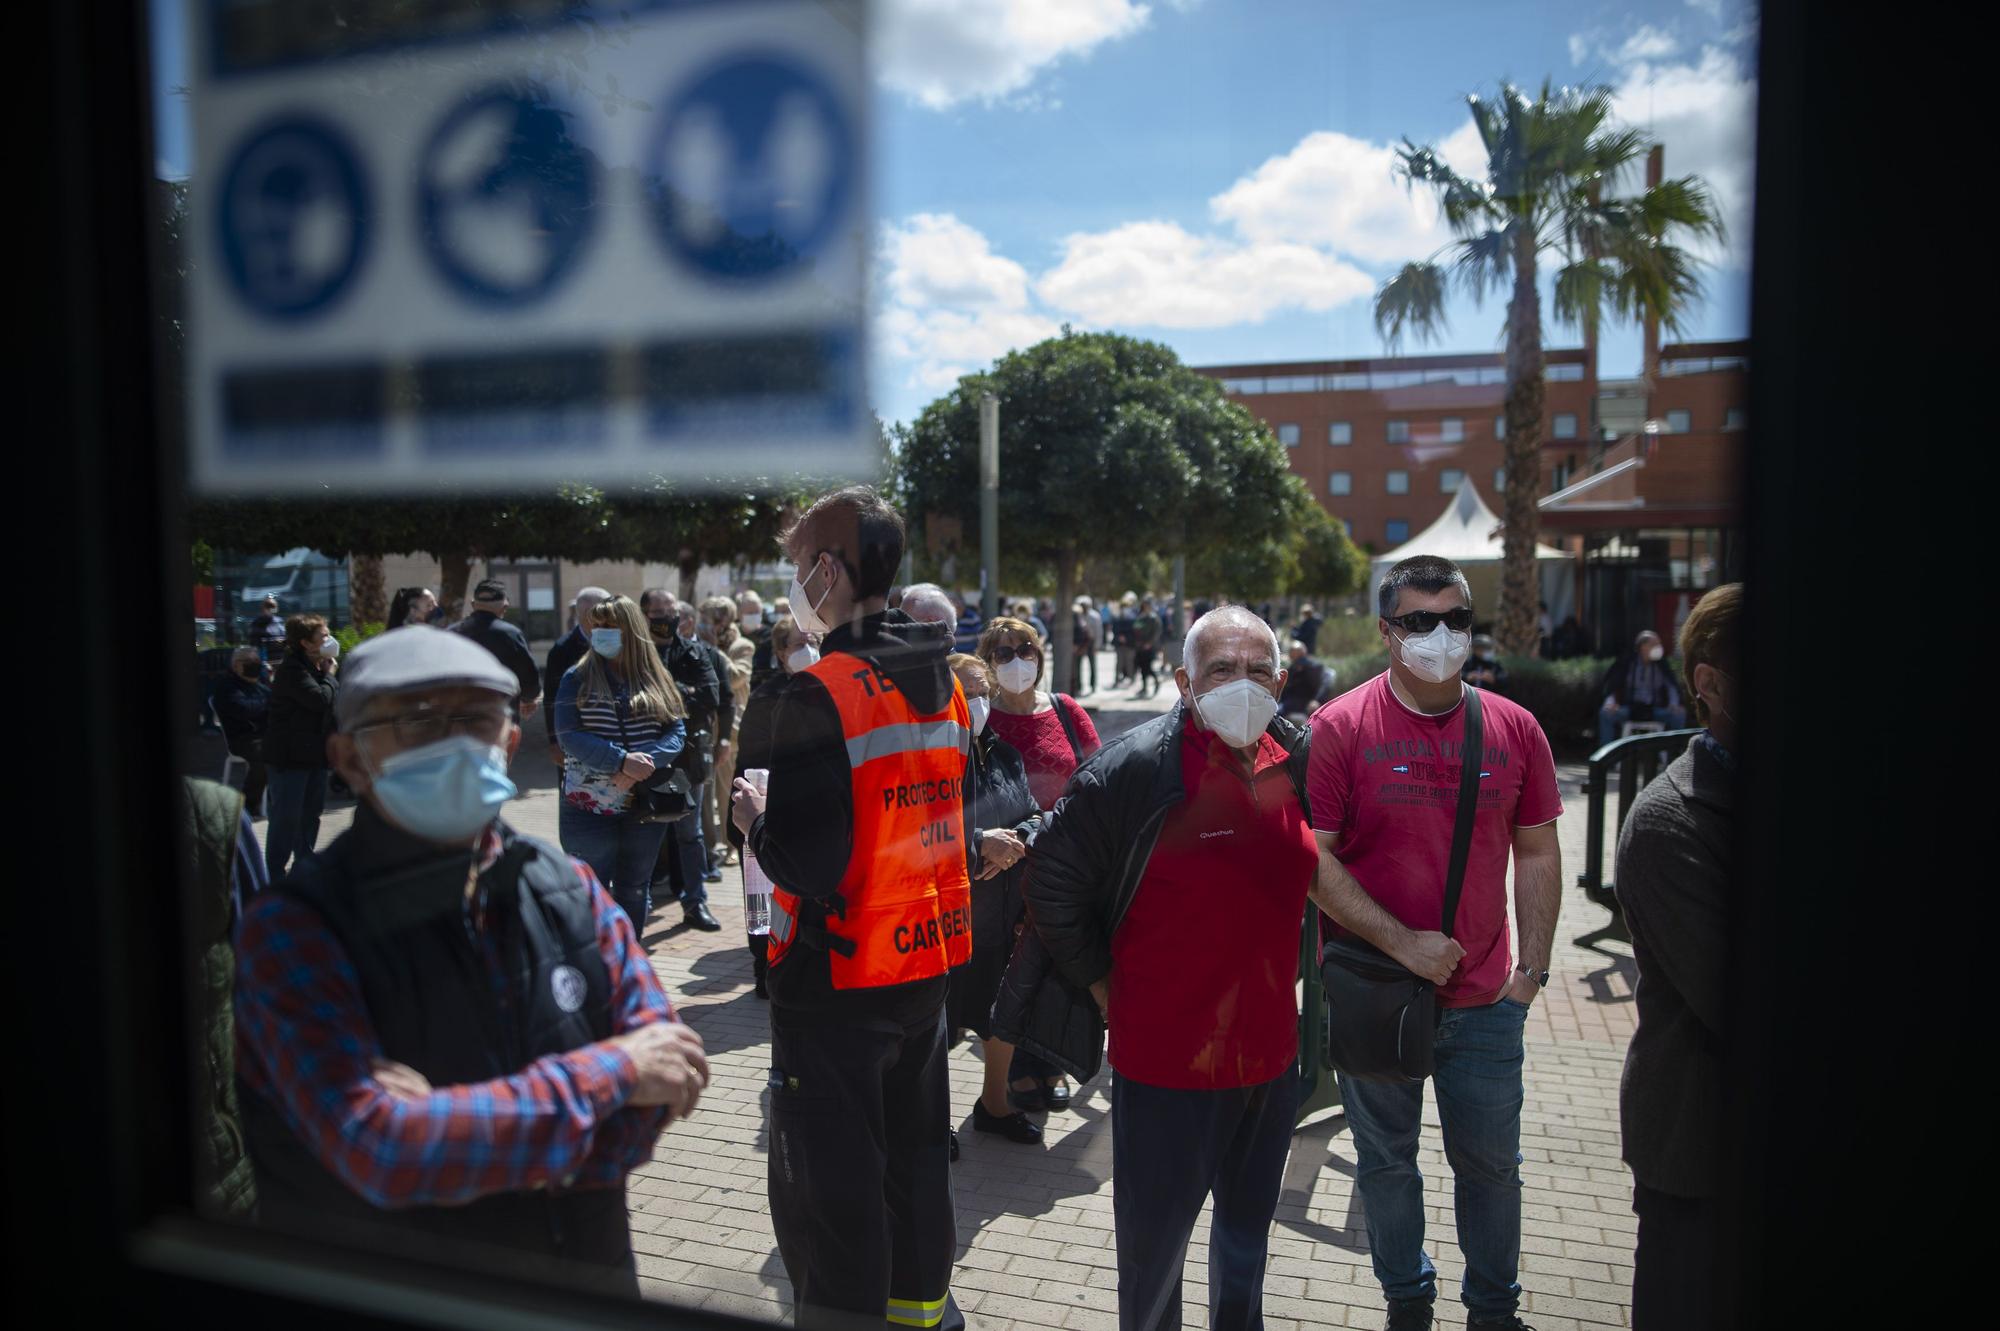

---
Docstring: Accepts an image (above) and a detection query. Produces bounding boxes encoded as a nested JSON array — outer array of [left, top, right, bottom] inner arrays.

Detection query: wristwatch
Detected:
[[1517, 964, 1550, 989]]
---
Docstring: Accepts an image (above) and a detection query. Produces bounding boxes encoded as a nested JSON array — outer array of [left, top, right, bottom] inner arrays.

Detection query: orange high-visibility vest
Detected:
[[766, 650, 974, 988]]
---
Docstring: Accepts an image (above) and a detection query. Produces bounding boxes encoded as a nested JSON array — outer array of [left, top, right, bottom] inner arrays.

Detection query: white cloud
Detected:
[[1616, 24, 1681, 63], [1569, 33, 1590, 66], [1035, 221, 1373, 328], [1209, 131, 1452, 265], [1608, 46, 1758, 267], [874, 0, 1152, 110], [1686, 0, 1723, 18], [876, 213, 1062, 392]]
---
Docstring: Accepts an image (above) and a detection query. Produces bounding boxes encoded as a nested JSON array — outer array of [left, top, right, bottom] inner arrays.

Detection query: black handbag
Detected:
[[615, 696, 698, 825], [1319, 685, 1483, 1083]]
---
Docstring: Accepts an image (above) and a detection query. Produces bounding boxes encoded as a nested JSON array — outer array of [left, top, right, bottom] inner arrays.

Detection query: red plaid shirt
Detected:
[[234, 830, 675, 1209]]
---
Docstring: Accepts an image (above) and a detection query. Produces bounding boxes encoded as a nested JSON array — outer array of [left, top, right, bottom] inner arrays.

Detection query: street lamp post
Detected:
[[980, 393, 999, 622]]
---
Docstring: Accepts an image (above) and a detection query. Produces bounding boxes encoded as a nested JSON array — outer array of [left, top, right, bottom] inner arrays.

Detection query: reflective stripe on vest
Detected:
[[765, 649, 973, 988], [886, 1293, 949, 1327]]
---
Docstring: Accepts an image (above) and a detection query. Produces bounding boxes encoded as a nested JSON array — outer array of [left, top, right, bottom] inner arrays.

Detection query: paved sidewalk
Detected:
[[228, 659, 1642, 1329]]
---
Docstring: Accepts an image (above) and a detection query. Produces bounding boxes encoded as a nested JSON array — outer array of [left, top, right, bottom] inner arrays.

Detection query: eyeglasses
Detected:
[[352, 707, 510, 749], [1383, 607, 1475, 634], [987, 643, 1039, 664]]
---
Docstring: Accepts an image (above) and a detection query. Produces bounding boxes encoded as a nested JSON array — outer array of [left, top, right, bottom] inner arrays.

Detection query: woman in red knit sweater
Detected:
[[978, 615, 1101, 1112]]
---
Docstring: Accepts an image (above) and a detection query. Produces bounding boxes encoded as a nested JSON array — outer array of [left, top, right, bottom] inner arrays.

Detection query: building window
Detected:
[[1329, 471, 1352, 496], [1386, 419, 1410, 443], [1329, 421, 1352, 445], [1546, 362, 1586, 382], [1386, 519, 1410, 545], [1494, 415, 1506, 439], [1440, 468, 1465, 493], [1724, 406, 1746, 430], [1386, 470, 1410, 495], [1277, 422, 1300, 446], [1665, 409, 1692, 434], [1439, 417, 1464, 442], [1340, 519, 1353, 538], [1494, 467, 1508, 492], [1553, 412, 1577, 439]]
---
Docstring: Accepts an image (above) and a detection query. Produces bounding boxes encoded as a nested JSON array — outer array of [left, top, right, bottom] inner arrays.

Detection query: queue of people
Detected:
[[212, 482, 1739, 1331]]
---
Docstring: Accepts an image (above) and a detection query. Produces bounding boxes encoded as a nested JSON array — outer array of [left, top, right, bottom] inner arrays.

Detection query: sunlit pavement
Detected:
[[222, 650, 1637, 1329]]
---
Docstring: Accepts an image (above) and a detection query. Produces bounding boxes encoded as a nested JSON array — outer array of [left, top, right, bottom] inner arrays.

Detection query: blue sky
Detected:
[[152, 0, 1758, 429]]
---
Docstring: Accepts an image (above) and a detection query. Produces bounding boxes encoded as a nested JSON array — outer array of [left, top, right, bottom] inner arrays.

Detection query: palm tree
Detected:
[[1375, 80, 1724, 654]]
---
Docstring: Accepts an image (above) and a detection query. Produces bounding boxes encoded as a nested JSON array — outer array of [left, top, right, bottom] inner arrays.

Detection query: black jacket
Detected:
[[1599, 652, 1681, 712], [212, 671, 272, 749], [264, 650, 338, 769], [652, 629, 721, 743], [1277, 656, 1330, 716], [725, 673, 790, 853], [992, 701, 1311, 1078], [747, 609, 962, 1028], [542, 626, 588, 745], [451, 611, 541, 716]]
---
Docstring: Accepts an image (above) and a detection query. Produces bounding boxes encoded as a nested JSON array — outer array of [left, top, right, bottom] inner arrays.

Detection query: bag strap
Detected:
[[1048, 693, 1086, 765], [1441, 686, 1484, 939]]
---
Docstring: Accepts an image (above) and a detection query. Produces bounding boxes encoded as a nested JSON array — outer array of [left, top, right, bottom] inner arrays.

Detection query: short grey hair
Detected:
[[572, 585, 610, 610], [1183, 606, 1281, 676], [900, 582, 957, 626]]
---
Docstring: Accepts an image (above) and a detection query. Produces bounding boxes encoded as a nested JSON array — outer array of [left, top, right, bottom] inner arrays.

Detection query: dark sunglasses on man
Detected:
[[1382, 607, 1475, 634]]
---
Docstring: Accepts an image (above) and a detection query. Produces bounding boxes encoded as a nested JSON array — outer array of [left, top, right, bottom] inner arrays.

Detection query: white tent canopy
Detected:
[[1367, 480, 1575, 627]]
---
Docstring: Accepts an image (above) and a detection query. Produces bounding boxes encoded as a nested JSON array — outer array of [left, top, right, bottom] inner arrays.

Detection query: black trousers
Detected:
[[1631, 1181, 1724, 1331], [769, 1008, 964, 1330]]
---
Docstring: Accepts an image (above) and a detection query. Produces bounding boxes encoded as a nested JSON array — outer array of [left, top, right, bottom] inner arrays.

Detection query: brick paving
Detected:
[[225, 651, 1642, 1329]]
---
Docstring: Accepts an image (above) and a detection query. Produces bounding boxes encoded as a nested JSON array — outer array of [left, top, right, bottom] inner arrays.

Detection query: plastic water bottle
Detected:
[[742, 768, 772, 935]]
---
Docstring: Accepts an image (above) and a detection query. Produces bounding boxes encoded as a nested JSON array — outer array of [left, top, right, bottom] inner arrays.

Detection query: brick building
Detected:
[[1191, 347, 1601, 554]]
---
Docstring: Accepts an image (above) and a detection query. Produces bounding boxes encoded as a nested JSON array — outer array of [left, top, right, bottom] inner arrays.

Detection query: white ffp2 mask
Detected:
[[996, 657, 1038, 694], [966, 697, 991, 734], [1194, 678, 1279, 749], [1394, 623, 1471, 684]]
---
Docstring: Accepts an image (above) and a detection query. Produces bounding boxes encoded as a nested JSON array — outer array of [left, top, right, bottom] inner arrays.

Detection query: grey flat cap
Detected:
[[335, 625, 519, 727]]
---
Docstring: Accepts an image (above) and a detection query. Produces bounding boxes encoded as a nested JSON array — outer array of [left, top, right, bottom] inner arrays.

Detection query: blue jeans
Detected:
[[559, 803, 672, 935], [264, 766, 329, 881], [1112, 1069, 1299, 1331], [659, 781, 708, 909], [1599, 703, 1687, 746], [1338, 997, 1528, 1320]]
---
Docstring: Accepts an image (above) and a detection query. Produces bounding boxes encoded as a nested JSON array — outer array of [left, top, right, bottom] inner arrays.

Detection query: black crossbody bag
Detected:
[[1320, 685, 1483, 1082], [615, 695, 698, 825]]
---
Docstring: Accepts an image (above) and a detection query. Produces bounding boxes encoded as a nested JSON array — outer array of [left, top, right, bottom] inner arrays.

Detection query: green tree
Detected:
[[608, 483, 801, 601], [1375, 80, 1723, 653], [895, 329, 1324, 687]]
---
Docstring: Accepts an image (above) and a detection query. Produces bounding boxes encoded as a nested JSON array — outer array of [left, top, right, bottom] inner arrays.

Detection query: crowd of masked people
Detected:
[[187, 484, 1739, 1331]]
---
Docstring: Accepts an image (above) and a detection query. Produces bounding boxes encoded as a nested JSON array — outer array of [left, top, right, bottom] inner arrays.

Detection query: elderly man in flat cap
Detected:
[[233, 628, 708, 1294]]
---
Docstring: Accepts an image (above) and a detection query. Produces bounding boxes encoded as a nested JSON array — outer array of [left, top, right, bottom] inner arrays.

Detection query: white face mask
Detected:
[[1193, 677, 1279, 750], [1393, 622, 1471, 684], [788, 558, 835, 636], [786, 644, 820, 673], [966, 696, 991, 735], [996, 656, 1038, 694], [1646, 645, 1666, 662]]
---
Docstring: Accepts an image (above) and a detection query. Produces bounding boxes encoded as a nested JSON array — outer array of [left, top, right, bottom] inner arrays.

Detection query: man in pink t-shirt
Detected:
[[1306, 555, 1563, 1331]]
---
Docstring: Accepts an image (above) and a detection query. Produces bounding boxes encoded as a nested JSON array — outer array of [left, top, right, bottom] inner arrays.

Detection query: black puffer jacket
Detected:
[[264, 650, 338, 770], [991, 700, 1310, 1079]]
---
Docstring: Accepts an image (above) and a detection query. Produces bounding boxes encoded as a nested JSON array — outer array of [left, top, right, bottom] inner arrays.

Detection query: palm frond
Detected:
[[1397, 139, 1495, 234], [1551, 260, 1614, 341], [1454, 228, 1514, 302], [1374, 262, 1451, 352]]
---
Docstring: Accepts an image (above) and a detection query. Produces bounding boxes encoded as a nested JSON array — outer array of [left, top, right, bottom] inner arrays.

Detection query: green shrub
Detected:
[[1309, 616, 1386, 658], [333, 622, 388, 654], [1315, 651, 1612, 757]]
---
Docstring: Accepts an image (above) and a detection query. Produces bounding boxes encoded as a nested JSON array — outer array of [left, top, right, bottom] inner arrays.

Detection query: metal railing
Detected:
[[1579, 728, 1702, 921]]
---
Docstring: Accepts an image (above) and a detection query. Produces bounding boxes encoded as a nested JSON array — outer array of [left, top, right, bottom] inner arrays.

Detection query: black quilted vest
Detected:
[[241, 806, 633, 1280]]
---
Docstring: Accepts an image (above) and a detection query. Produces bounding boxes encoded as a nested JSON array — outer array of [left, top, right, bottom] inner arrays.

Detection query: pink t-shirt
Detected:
[[1306, 672, 1562, 1007]]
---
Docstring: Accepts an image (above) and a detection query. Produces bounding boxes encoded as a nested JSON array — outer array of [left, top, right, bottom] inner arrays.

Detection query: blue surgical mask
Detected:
[[368, 735, 517, 842], [590, 628, 623, 658]]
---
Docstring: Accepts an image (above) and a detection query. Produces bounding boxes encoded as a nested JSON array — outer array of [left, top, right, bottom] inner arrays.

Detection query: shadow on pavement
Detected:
[[1274, 1111, 1370, 1255]]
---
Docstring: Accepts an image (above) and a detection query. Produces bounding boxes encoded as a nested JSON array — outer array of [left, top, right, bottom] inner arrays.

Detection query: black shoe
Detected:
[[1385, 1298, 1435, 1331], [683, 902, 722, 931], [972, 1101, 1043, 1144], [754, 979, 768, 999], [948, 1129, 960, 1162], [1006, 1085, 1048, 1114], [1466, 1318, 1535, 1331], [703, 868, 724, 883], [1043, 1080, 1071, 1112]]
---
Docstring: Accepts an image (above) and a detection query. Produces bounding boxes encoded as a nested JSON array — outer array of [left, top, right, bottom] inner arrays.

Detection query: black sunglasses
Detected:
[[988, 643, 1040, 663], [1383, 607, 1475, 634]]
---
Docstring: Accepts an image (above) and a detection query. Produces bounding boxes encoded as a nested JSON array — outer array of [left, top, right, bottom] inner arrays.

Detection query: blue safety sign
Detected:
[[420, 84, 599, 307], [646, 53, 854, 280], [217, 114, 371, 321]]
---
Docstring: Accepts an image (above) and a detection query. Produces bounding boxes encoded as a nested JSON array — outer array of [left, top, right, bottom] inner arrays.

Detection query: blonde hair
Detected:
[[578, 595, 685, 723], [769, 614, 800, 662], [1677, 582, 1742, 726], [949, 651, 995, 693], [977, 616, 1045, 690]]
